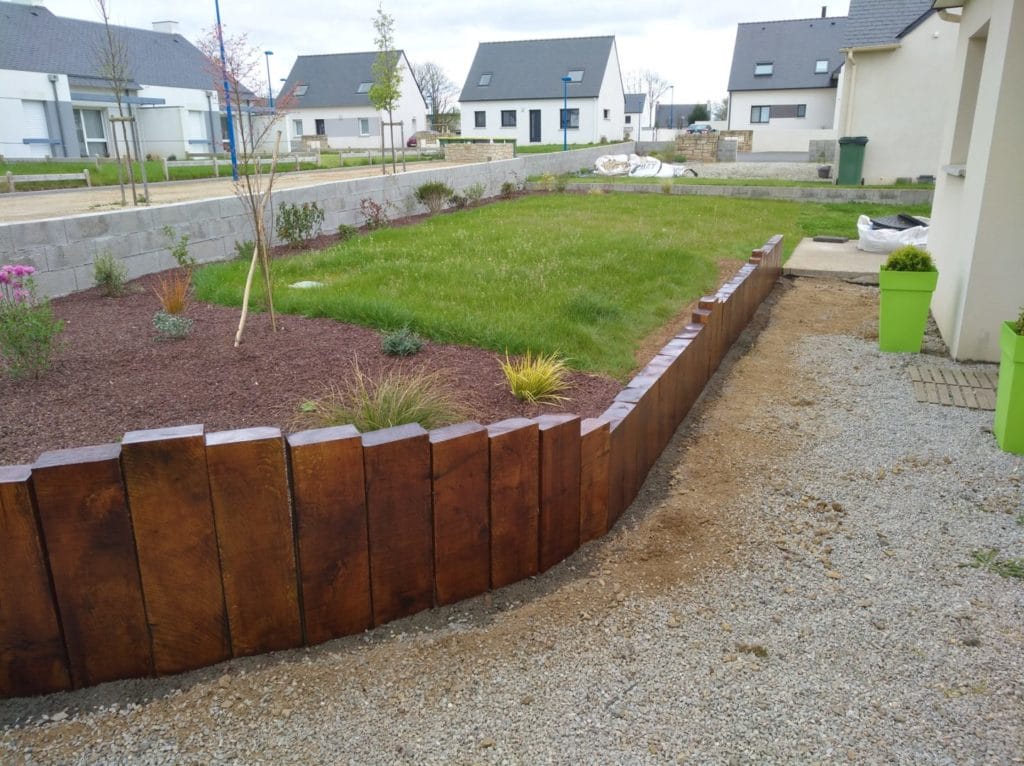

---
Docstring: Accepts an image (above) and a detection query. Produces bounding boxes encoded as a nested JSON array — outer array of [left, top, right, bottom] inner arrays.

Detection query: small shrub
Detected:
[[414, 181, 454, 215], [500, 350, 570, 404], [660, 181, 673, 194], [500, 180, 518, 199], [538, 172, 557, 192], [233, 240, 254, 260], [276, 201, 325, 247], [464, 182, 485, 206], [883, 245, 936, 272], [297, 366, 465, 432], [93, 251, 128, 296], [152, 310, 193, 340], [359, 198, 392, 230], [0, 265, 64, 379], [380, 326, 424, 356], [1011, 306, 1024, 336], [449, 193, 468, 209], [162, 226, 196, 269], [337, 224, 358, 242], [672, 154, 687, 164], [554, 176, 568, 193], [152, 270, 191, 315], [167, 154, 178, 162]]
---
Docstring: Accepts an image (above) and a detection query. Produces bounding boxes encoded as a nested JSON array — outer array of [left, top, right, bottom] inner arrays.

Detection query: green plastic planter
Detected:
[[994, 321, 1024, 454], [878, 268, 939, 352]]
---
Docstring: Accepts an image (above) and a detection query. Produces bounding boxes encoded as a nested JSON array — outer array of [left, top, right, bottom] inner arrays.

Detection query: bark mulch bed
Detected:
[[0, 275, 623, 466]]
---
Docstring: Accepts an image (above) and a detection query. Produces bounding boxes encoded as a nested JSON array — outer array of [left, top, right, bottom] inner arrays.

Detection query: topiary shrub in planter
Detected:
[[878, 245, 938, 353], [994, 307, 1024, 454]]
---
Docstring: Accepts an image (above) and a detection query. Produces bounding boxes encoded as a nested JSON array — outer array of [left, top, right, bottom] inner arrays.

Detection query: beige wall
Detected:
[[929, 0, 1024, 362], [838, 13, 957, 183]]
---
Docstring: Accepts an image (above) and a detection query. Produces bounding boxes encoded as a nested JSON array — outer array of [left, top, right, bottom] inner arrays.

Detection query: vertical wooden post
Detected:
[[83, 169, 91, 187], [287, 426, 372, 645], [31, 445, 153, 688], [579, 418, 611, 544], [121, 426, 230, 675], [487, 418, 539, 588], [430, 422, 490, 606], [536, 414, 581, 572], [0, 466, 72, 697], [162, 157, 169, 181], [362, 424, 433, 626], [206, 427, 302, 657]]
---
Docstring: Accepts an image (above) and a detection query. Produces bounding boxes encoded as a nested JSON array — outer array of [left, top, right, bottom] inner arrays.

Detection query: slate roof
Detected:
[[624, 92, 646, 114], [654, 104, 700, 128], [459, 36, 616, 102], [0, 1, 213, 89], [843, 0, 936, 48], [728, 16, 847, 92], [280, 51, 419, 109]]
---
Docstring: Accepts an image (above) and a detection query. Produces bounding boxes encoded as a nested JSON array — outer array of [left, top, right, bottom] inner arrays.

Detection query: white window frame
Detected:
[[356, 82, 372, 94], [566, 70, 584, 83], [815, 59, 829, 74], [754, 63, 774, 76], [358, 117, 370, 136], [292, 118, 303, 136]]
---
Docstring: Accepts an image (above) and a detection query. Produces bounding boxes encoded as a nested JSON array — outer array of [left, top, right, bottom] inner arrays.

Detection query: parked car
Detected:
[[407, 135, 418, 147], [686, 123, 715, 134]]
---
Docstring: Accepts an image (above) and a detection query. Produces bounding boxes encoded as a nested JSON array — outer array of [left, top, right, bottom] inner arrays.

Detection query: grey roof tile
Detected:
[[0, 1, 213, 89], [728, 16, 847, 92], [280, 51, 417, 109], [844, 0, 935, 48], [459, 36, 616, 102], [654, 103, 700, 128], [625, 92, 645, 114]]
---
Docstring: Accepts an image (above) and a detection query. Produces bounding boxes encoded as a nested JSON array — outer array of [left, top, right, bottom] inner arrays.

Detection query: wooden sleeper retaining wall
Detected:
[[0, 236, 783, 699]]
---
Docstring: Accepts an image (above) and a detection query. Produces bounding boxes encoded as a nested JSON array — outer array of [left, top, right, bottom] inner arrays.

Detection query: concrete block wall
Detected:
[[1, 142, 632, 299]]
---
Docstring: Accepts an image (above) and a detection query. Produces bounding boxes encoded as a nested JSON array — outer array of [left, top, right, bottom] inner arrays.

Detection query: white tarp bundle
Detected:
[[594, 153, 697, 178], [856, 214, 930, 253]]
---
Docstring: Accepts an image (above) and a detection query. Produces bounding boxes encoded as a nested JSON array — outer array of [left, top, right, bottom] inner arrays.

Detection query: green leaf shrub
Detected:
[[337, 224, 358, 242], [276, 201, 325, 247], [414, 181, 454, 215], [152, 310, 193, 339], [93, 251, 128, 296], [0, 265, 64, 379], [882, 245, 936, 272]]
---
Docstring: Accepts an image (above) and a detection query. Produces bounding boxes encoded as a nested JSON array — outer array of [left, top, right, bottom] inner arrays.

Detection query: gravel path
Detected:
[[2, 278, 1021, 764]]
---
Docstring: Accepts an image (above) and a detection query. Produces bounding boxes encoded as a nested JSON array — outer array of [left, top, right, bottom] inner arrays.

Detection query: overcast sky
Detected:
[[44, 0, 850, 103]]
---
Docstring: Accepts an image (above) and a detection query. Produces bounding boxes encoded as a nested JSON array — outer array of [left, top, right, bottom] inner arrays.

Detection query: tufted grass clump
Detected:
[[380, 326, 424, 356], [297, 366, 465, 432], [500, 350, 569, 404]]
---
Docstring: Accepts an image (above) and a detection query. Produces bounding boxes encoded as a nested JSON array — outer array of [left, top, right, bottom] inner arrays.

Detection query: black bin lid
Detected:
[[838, 136, 869, 145]]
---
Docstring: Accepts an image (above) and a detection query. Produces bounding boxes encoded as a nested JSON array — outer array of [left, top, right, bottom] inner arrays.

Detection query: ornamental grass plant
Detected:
[[500, 350, 570, 404]]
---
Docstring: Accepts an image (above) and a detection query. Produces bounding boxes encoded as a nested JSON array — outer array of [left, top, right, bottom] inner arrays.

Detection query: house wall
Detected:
[[596, 43, 626, 142], [624, 110, 642, 139], [752, 128, 837, 154], [929, 0, 1024, 363], [459, 98, 603, 145], [729, 87, 837, 131], [0, 69, 74, 158], [837, 13, 956, 184]]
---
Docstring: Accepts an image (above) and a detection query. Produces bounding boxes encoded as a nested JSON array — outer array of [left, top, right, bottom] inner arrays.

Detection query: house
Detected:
[[927, 0, 1023, 363], [727, 12, 847, 132], [655, 104, 700, 130], [458, 36, 625, 146], [834, 0, 957, 183], [0, 0, 222, 159], [279, 52, 426, 150], [624, 92, 645, 139]]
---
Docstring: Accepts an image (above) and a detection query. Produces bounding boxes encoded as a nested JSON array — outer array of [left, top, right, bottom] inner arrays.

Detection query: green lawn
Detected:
[[515, 142, 607, 154], [194, 194, 931, 378], [557, 174, 934, 190]]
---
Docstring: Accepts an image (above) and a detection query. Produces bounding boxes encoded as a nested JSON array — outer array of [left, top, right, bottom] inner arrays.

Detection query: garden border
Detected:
[[0, 235, 783, 699]]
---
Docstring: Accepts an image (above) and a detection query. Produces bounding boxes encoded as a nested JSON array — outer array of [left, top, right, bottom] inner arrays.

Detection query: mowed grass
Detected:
[[194, 194, 931, 378]]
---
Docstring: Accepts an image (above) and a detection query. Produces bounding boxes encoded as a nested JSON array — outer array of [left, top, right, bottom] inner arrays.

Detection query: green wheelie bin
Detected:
[[837, 136, 868, 185]]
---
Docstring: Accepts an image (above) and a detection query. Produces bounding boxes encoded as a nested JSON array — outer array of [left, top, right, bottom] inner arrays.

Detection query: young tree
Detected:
[[412, 61, 456, 132], [688, 103, 711, 124], [642, 70, 669, 129], [711, 97, 729, 122], [94, 0, 138, 205], [369, 5, 402, 173], [623, 70, 645, 96], [197, 25, 292, 346]]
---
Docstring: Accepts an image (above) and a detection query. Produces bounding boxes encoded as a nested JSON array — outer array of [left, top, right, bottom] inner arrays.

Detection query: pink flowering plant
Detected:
[[0, 264, 65, 379]]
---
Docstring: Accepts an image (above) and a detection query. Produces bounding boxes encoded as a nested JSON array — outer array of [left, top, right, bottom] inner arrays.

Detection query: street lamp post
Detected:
[[264, 50, 274, 109], [214, 0, 239, 180], [561, 75, 572, 152]]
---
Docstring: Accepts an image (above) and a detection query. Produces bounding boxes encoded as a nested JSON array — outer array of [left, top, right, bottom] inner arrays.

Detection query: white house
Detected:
[[0, 0, 222, 159], [458, 36, 626, 146], [834, 0, 957, 184], [727, 12, 847, 138], [624, 92, 645, 140], [927, 0, 1023, 363], [279, 51, 426, 151]]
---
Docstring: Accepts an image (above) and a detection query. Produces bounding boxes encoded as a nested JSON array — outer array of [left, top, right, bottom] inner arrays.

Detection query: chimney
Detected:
[[152, 20, 179, 34], [821, 6, 827, 18]]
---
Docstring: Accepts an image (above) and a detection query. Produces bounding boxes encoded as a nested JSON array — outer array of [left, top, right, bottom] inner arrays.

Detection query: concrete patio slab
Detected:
[[784, 237, 885, 283]]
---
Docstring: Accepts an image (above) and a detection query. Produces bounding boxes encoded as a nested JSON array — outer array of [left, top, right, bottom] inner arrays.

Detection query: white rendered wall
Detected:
[[595, 42, 626, 142], [837, 13, 956, 184], [728, 88, 837, 131], [0, 69, 70, 157], [929, 0, 1024, 362], [459, 97, 607, 145], [752, 128, 837, 153]]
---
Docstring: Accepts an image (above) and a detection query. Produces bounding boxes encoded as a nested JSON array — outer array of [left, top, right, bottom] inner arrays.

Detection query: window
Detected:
[[750, 106, 770, 124], [315, 118, 326, 136], [500, 110, 516, 127], [754, 62, 774, 76], [565, 70, 584, 82], [72, 108, 108, 156], [603, 108, 610, 119], [478, 73, 492, 86], [559, 108, 580, 129], [797, 104, 807, 118], [292, 118, 303, 136], [474, 110, 486, 128], [815, 59, 829, 74], [356, 81, 373, 94], [625, 115, 631, 124], [293, 84, 309, 96], [358, 117, 370, 136]]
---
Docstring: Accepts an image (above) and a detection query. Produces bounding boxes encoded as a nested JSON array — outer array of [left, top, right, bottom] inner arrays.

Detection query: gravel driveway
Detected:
[[2, 278, 1021, 764]]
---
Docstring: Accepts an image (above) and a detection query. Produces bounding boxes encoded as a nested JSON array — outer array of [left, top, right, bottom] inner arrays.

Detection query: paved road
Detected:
[[0, 160, 466, 224]]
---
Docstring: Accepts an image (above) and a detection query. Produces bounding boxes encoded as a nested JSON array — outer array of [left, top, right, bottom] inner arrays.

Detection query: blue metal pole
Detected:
[[264, 51, 274, 110], [214, 0, 239, 181], [562, 76, 571, 151], [669, 85, 674, 132]]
